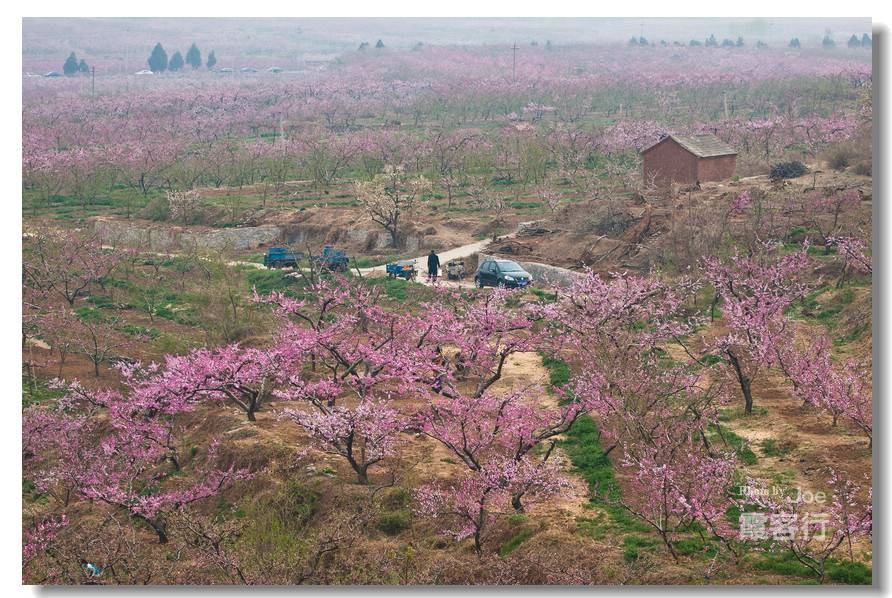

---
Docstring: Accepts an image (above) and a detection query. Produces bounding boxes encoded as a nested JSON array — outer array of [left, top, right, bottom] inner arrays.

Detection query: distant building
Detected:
[[641, 134, 737, 186]]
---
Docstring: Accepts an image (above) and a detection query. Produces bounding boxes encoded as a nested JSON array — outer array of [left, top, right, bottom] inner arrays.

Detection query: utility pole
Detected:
[[512, 41, 517, 82]]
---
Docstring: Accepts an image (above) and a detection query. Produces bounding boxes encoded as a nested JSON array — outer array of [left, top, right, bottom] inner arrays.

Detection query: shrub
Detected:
[[770, 161, 807, 180], [381, 487, 412, 509], [377, 510, 411, 535], [854, 161, 872, 176], [278, 479, 320, 526], [141, 196, 170, 221], [828, 150, 851, 171]]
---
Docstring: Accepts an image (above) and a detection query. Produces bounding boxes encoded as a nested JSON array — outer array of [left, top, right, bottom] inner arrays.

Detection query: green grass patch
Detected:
[[672, 537, 718, 557], [529, 287, 557, 303], [718, 406, 768, 421], [759, 438, 794, 458], [561, 415, 621, 505], [507, 513, 530, 526], [623, 535, 660, 562], [826, 560, 872, 585], [708, 423, 758, 465], [367, 276, 411, 301], [246, 269, 301, 296], [750, 550, 817, 580], [835, 322, 869, 346], [22, 376, 64, 408], [575, 513, 611, 540], [508, 201, 542, 210], [118, 324, 161, 339], [539, 352, 571, 387], [87, 295, 131, 310], [499, 529, 535, 556]]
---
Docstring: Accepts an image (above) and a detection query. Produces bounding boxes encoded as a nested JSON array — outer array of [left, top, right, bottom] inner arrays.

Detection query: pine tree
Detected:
[[77, 59, 89, 74], [848, 34, 861, 48], [862, 33, 872, 48], [169, 51, 184, 71], [63, 52, 78, 76], [789, 38, 801, 48], [822, 35, 836, 49], [148, 43, 168, 73], [186, 43, 202, 69], [206, 50, 217, 70], [375, 39, 385, 49]]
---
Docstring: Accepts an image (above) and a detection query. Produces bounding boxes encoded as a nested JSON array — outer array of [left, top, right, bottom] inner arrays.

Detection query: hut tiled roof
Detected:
[[643, 134, 737, 158]]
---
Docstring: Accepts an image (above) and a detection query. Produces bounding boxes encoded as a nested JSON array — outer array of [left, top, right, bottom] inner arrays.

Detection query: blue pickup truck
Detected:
[[263, 247, 302, 268], [315, 245, 350, 272]]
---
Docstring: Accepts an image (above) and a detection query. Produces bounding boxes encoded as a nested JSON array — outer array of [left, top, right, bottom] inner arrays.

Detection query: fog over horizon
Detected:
[[24, 17, 872, 73]]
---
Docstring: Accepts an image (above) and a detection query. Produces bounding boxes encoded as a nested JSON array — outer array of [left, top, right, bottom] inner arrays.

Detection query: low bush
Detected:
[[827, 149, 851, 171], [377, 510, 411, 535], [770, 161, 807, 180], [853, 161, 872, 176]]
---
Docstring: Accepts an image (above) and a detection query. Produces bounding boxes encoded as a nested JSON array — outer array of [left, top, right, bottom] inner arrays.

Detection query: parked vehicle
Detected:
[[316, 245, 350, 272], [474, 258, 532, 289], [263, 247, 302, 268], [445, 258, 466, 280], [386, 259, 418, 280]]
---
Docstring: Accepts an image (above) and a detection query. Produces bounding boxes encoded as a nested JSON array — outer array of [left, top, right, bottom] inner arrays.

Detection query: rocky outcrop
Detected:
[[94, 218, 282, 252], [95, 218, 425, 254]]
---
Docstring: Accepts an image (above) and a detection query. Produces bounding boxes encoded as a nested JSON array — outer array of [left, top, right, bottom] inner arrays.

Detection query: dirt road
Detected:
[[355, 229, 521, 287], [100, 224, 524, 287]]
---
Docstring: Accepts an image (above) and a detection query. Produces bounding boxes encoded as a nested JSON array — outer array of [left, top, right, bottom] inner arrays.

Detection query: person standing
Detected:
[[427, 249, 440, 282]]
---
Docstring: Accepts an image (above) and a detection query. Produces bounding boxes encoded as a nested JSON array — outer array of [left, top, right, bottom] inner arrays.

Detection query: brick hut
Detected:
[[641, 134, 737, 186]]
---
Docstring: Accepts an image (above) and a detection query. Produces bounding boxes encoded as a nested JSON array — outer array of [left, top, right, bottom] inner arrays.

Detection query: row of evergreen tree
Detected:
[[148, 43, 216, 73], [628, 33, 872, 49], [802, 33, 872, 49], [62, 52, 90, 75]]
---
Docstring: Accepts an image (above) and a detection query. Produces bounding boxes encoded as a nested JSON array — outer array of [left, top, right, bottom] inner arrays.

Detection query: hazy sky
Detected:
[[22, 17, 872, 73]]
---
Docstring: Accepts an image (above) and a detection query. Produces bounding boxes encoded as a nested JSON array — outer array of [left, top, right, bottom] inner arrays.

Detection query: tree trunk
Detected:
[[134, 513, 168, 544], [511, 492, 525, 513], [354, 466, 369, 485], [727, 350, 754, 414]]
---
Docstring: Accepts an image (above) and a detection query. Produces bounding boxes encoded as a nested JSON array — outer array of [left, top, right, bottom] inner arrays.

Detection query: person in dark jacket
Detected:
[[427, 250, 440, 282]]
